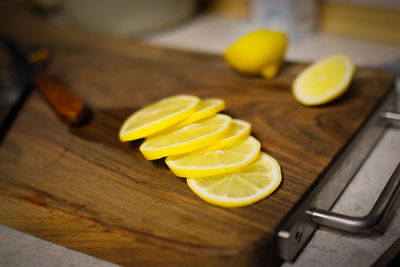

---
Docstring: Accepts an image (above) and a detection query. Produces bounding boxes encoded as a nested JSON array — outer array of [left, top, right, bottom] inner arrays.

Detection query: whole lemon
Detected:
[[224, 30, 288, 79]]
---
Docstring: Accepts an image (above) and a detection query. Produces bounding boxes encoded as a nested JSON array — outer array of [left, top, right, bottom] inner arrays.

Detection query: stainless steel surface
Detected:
[[278, 89, 397, 262], [309, 163, 400, 232]]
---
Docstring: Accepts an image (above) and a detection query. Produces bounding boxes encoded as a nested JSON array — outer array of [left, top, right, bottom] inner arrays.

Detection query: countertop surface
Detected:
[[1, 11, 400, 267]]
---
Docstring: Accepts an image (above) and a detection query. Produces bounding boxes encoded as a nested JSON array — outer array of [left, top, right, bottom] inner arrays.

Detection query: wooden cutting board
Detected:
[[0, 4, 395, 267]]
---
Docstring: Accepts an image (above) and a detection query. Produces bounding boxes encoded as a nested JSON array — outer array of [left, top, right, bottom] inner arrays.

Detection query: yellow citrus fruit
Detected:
[[224, 29, 288, 79], [119, 95, 200, 142], [179, 98, 225, 125], [165, 136, 260, 178], [292, 53, 355, 106], [153, 98, 225, 136], [206, 119, 251, 150], [140, 114, 232, 160], [187, 152, 281, 207]]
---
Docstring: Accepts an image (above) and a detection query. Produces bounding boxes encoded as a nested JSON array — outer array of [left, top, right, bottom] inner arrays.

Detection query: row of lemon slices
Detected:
[[119, 95, 281, 207]]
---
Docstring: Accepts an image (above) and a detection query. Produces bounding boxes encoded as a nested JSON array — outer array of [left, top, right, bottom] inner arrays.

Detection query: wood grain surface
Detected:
[[0, 3, 395, 267]]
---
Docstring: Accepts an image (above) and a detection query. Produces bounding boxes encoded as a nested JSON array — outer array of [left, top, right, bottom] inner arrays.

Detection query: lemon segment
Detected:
[[165, 136, 260, 178], [140, 114, 232, 160], [187, 152, 281, 207], [153, 98, 225, 136], [292, 53, 355, 106], [119, 95, 200, 142], [224, 29, 287, 79], [206, 119, 251, 150]]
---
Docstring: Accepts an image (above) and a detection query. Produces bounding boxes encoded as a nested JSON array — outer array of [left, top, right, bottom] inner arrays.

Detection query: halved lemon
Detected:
[[165, 136, 260, 178], [292, 53, 355, 106], [140, 114, 232, 160], [119, 95, 200, 142], [206, 119, 251, 150], [187, 152, 281, 207], [153, 98, 225, 136]]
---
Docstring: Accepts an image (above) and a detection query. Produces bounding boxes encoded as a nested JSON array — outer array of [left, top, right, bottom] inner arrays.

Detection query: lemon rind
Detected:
[[224, 30, 288, 77]]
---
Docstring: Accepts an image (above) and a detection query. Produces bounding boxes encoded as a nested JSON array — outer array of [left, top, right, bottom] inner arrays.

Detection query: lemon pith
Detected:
[[187, 152, 281, 207]]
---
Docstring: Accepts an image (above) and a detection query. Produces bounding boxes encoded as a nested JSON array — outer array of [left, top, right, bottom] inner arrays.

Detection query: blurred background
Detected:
[[26, 0, 400, 69]]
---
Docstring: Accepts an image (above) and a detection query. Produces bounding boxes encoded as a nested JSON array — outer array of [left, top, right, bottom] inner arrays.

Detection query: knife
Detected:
[[0, 37, 89, 141]]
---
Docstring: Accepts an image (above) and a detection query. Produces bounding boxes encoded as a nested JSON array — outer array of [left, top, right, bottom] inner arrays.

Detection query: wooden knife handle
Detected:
[[33, 74, 88, 125]]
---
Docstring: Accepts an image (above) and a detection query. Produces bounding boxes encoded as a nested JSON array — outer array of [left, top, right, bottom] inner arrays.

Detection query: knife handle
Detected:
[[33, 74, 88, 125]]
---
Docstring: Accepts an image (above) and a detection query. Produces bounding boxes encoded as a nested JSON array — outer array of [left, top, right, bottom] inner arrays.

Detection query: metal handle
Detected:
[[308, 163, 400, 232], [278, 96, 399, 261], [308, 112, 400, 232]]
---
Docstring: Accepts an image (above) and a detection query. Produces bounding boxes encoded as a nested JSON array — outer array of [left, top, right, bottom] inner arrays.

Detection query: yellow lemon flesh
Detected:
[[154, 98, 225, 136], [140, 114, 232, 160], [187, 152, 281, 208], [206, 119, 251, 150], [292, 53, 355, 106], [119, 95, 200, 142], [179, 98, 225, 126], [224, 29, 287, 79], [165, 136, 260, 178]]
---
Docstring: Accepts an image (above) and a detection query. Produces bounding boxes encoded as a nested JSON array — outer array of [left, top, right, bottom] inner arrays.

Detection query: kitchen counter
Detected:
[[1, 11, 400, 267]]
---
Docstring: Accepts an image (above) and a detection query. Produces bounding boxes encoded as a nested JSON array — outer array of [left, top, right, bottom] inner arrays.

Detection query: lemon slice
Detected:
[[187, 152, 281, 207], [224, 29, 287, 79], [206, 119, 251, 150], [180, 98, 225, 125], [140, 114, 232, 160], [119, 95, 200, 142], [165, 136, 260, 178], [154, 98, 225, 136], [292, 53, 355, 106]]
